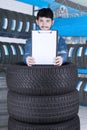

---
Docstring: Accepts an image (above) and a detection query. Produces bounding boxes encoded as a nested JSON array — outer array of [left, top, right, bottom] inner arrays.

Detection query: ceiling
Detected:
[[17, 0, 87, 16], [17, 0, 87, 12], [69, 0, 87, 7], [55, 0, 87, 12]]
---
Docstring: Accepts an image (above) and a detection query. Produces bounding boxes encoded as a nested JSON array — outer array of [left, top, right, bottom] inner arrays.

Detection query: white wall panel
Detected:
[[0, 0, 33, 15]]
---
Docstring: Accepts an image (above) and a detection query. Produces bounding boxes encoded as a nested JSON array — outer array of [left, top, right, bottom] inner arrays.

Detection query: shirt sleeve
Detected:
[[23, 38, 32, 63], [57, 37, 68, 63]]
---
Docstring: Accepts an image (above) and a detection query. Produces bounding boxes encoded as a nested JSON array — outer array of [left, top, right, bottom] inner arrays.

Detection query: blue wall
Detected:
[[52, 16, 87, 36]]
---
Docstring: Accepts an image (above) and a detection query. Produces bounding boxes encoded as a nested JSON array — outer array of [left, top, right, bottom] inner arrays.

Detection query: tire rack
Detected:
[[0, 69, 9, 129], [0, 8, 36, 39], [67, 43, 87, 105], [0, 42, 25, 64], [0, 8, 36, 130]]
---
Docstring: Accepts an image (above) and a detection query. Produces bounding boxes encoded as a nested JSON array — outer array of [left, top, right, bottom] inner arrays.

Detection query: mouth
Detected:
[[41, 26, 49, 29]]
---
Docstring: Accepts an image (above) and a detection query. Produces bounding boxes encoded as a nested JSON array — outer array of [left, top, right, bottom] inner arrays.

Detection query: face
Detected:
[[36, 17, 53, 30]]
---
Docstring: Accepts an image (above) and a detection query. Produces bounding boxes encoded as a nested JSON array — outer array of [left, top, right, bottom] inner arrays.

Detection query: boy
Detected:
[[23, 8, 68, 66]]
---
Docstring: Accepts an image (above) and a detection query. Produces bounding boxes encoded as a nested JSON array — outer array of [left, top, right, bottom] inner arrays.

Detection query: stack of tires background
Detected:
[[0, 67, 9, 130], [0, 8, 35, 65], [6, 62, 80, 130], [0, 42, 25, 64], [0, 42, 24, 65], [0, 8, 35, 39], [0, 8, 36, 130], [67, 43, 87, 106]]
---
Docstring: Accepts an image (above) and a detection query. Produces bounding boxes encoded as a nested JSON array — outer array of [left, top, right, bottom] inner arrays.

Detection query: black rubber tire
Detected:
[[0, 71, 8, 114], [0, 114, 9, 127], [0, 71, 7, 89], [0, 88, 8, 102], [0, 10, 10, 32], [83, 45, 87, 68], [68, 45, 78, 64], [6, 62, 78, 95], [0, 102, 8, 115], [13, 43, 24, 63], [75, 45, 84, 68], [0, 71, 8, 129], [9, 43, 23, 64], [8, 115, 80, 130], [79, 80, 87, 105], [0, 42, 13, 64], [0, 127, 8, 130], [16, 13, 25, 33], [0, 45, 2, 63], [7, 90, 79, 123]]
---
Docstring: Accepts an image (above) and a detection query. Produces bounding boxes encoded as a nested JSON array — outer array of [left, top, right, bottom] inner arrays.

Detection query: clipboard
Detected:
[[32, 30, 57, 65]]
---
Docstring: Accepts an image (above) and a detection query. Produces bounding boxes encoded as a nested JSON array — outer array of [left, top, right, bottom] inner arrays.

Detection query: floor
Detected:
[[79, 105, 87, 130]]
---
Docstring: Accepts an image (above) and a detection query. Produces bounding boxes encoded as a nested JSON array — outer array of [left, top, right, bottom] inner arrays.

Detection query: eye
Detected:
[[39, 19, 43, 22], [46, 20, 50, 23]]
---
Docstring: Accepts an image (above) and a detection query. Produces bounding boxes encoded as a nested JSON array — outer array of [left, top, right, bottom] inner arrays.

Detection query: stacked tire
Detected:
[[76, 74, 87, 105], [0, 8, 36, 39], [67, 43, 87, 105], [67, 43, 87, 68], [0, 68, 9, 130], [6, 62, 80, 130], [0, 42, 25, 64]]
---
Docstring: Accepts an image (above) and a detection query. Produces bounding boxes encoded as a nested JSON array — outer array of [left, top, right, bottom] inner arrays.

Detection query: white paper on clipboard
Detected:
[[32, 30, 57, 65]]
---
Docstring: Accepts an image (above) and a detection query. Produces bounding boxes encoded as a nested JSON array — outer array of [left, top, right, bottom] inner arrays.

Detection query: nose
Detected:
[[42, 21, 46, 26]]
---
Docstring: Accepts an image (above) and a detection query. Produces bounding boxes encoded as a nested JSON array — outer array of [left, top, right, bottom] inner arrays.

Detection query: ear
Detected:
[[52, 20, 54, 25], [36, 19, 39, 25]]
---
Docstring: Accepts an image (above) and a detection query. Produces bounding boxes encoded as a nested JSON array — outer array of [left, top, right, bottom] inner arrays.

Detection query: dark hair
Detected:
[[36, 8, 53, 20]]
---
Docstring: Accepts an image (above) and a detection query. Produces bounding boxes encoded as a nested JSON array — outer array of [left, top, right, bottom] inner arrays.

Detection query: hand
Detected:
[[54, 56, 63, 66], [26, 56, 35, 66]]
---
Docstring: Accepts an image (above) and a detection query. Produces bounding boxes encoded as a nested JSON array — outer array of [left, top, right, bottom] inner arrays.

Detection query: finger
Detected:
[[55, 59, 62, 66], [27, 59, 35, 66]]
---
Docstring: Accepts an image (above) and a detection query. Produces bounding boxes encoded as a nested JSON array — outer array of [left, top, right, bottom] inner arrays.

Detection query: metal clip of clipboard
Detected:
[[38, 30, 52, 33]]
